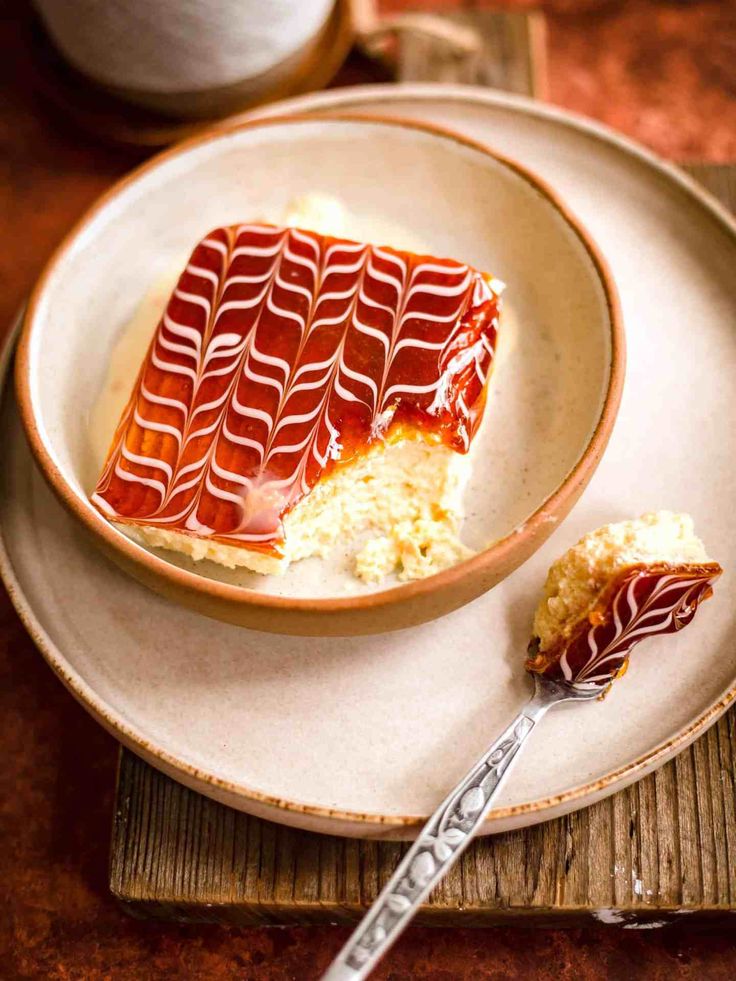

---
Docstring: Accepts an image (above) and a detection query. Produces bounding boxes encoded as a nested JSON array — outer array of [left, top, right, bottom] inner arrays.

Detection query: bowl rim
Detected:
[[14, 112, 625, 617]]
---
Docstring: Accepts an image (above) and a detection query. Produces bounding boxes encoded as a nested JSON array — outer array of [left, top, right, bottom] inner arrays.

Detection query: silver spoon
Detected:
[[322, 562, 720, 980], [321, 674, 599, 981]]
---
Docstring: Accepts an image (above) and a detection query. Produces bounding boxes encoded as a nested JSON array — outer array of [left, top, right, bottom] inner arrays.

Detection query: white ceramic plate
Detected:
[[2, 85, 735, 838]]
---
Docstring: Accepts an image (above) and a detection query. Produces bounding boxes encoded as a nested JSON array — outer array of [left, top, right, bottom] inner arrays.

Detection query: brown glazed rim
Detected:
[[15, 112, 626, 623]]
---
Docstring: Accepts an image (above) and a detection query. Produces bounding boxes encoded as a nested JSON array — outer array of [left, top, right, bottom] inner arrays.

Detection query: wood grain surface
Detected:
[[109, 161, 736, 928]]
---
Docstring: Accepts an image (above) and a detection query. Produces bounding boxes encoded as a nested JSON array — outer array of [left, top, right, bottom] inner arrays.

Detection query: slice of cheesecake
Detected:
[[526, 512, 722, 689], [91, 223, 503, 579]]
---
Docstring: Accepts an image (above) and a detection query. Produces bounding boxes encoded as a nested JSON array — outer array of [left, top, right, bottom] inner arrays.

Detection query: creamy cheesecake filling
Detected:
[[121, 432, 473, 579]]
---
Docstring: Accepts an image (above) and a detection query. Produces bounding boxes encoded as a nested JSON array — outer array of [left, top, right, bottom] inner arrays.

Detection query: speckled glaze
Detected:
[[2, 88, 735, 839], [15, 114, 622, 635]]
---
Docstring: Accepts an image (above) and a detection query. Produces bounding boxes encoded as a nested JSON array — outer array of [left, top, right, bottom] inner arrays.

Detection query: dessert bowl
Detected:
[[15, 114, 624, 635]]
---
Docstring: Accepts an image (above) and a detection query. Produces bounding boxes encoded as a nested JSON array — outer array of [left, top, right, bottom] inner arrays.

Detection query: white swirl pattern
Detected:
[[92, 224, 500, 548], [559, 569, 720, 691]]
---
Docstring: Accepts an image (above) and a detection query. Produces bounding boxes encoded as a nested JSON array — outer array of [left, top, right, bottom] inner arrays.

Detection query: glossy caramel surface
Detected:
[[526, 562, 722, 690]]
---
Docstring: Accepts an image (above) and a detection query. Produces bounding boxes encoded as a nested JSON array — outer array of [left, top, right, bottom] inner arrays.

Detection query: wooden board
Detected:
[[392, 8, 546, 99], [108, 12, 736, 926], [109, 162, 736, 928]]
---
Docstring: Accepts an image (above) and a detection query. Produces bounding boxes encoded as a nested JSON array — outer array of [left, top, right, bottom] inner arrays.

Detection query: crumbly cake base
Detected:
[[119, 434, 473, 583]]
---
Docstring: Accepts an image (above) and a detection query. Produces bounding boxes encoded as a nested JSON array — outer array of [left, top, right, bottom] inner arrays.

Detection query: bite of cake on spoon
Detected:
[[526, 511, 723, 691]]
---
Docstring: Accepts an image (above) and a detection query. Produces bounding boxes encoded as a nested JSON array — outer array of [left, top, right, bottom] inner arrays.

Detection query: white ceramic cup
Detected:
[[33, 0, 336, 115]]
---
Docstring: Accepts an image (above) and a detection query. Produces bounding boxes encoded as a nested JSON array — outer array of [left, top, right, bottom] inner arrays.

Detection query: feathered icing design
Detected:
[[91, 224, 501, 554], [525, 562, 722, 691]]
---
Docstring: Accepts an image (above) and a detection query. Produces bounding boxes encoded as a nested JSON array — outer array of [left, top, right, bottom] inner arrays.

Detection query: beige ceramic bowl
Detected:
[[16, 115, 623, 635]]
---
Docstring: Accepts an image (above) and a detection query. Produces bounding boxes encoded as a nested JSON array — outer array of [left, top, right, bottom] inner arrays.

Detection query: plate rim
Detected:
[[245, 83, 736, 249], [13, 110, 623, 628], [3, 84, 736, 836]]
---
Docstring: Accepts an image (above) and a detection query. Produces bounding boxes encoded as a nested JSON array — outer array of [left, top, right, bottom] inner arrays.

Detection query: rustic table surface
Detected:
[[3, 1, 736, 978]]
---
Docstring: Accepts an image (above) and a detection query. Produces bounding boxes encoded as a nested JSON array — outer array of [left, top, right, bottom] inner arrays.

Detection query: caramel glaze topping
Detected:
[[526, 562, 722, 691], [91, 224, 501, 556]]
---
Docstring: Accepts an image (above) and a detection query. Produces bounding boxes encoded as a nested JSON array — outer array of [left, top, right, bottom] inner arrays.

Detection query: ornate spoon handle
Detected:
[[321, 686, 555, 981]]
